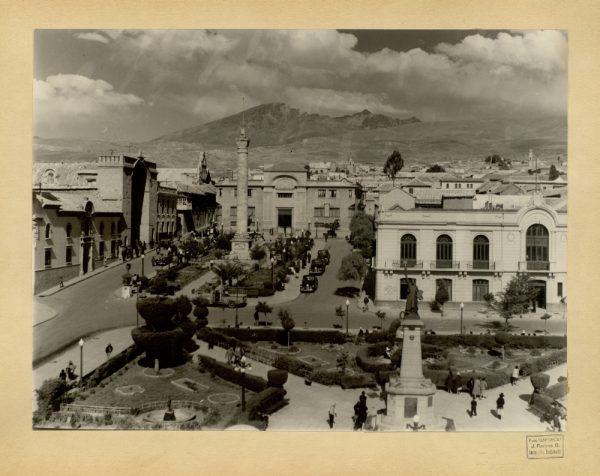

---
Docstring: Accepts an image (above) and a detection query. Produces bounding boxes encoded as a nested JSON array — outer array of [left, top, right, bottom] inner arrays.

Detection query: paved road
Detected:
[[33, 253, 161, 364]]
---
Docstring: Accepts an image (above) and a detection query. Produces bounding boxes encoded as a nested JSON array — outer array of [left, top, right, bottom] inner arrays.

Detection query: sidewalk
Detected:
[[37, 251, 156, 297]]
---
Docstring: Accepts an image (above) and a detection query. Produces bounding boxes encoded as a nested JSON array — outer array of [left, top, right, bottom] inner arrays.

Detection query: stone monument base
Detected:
[[230, 235, 250, 260], [121, 285, 132, 299], [381, 376, 440, 431]]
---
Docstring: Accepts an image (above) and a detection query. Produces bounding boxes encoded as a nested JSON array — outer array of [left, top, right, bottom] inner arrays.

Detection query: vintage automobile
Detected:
[[317, 249, 330, 265], [197, 287, 247, 308], [151, 255, 172, 267], [309, 258, 326, 275], [300, 275, 319, 293]]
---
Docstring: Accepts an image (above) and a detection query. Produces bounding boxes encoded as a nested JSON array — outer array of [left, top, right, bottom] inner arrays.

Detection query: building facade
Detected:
[[374, 193, 567, 312], [215, 163, 361, 237]]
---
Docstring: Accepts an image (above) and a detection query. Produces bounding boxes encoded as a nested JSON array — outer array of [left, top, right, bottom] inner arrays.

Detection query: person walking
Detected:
[[480, 377, 488, 399], [105, 343, 114, 360], [59, 369, 66, 381], [496, 393, 505, 420], [328, 404, 337, 429], [225, 346, 234, 365], [470, 397, 478, 417], [473, 377, 481, 399], [511, 365, 520, 385], [445, 369, 454, 393], [452, 371, 461, 394]]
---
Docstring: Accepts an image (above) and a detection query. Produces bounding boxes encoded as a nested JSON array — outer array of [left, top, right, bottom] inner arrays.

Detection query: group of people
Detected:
[[225, 345, 247, 368], [58, 360, 78, 382], [352, 391, 369, 430], [120, 240, 147, 262]]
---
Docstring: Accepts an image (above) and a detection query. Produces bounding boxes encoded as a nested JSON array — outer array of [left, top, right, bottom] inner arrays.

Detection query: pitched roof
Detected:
[[35, 189, 121, 214], [265, 162, 307, 173]]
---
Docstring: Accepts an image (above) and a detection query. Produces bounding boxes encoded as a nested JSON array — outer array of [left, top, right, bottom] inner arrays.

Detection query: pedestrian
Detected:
[[359, 391, 367, 408], [254, 310, 260, 325], [452, 371, 461, 394], [467, 376, 474, 396], [225, 346, 234, 365], [496, 393, 505, 419], [59, 369, 66, 381], [470, 397, 478, 417], [473, 377, 481, 399], [480, 376, 488, 398], [307, 251, 311, 263], [511, 365, 519, 386], [66, 360, 77, 380], [328, 403, 337, 429], [105, 343, 114, 360], [445, 369, 454, 393], [363, 296, 369, 311]]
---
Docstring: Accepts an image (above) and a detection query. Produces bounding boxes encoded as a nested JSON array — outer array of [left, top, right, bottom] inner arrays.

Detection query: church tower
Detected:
[[198, 152, 211, 184]]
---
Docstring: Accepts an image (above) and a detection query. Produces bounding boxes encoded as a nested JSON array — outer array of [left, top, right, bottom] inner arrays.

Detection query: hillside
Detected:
[[152, 103, 421, 147]]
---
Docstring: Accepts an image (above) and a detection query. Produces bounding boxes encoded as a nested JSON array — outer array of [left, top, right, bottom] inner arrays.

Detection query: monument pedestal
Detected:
[[382, 376, 438, 430], [230, 234, 250, 260], [121, 285, 132, 299]]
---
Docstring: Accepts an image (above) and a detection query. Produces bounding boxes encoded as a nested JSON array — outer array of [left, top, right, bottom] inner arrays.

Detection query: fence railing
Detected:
[[390, 260, 423, 269], [61, 399, 207, 415], [430, 260, 460, 269], [465, 260, 495, 270], [519, 260, 552, 271]]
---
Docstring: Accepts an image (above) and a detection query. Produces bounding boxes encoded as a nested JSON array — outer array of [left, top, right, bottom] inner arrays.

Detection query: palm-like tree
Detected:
[[212, 260, 245, 289]]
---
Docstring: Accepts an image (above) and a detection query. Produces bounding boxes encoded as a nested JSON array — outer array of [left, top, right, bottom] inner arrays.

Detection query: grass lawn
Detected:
[[76, 357, 252, 426], [172, 264, 210, 289]]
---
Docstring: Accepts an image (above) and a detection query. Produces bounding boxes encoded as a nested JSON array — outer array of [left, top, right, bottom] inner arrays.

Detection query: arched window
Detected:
[[42, 169, 56, 185], [66, 223, 72, 238], [400, 234, 417, 267], [526, 224, 549, 270], [473, 235, 489, 269], [99, 222, 105, 236], [436, 235, 453, 268], [45, 223, 52, 239]]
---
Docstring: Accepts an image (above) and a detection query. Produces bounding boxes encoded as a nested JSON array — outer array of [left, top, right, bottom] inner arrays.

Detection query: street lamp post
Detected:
[[460, 302, 465, 335], [78, 338, 84, 387], [235, 287, 239, 328], [345, 299, 350, 336], [271, 257, 275, 288], [235, 363, 252, 411], [141, 253, 145, 277], [308, 220, 311, 235]]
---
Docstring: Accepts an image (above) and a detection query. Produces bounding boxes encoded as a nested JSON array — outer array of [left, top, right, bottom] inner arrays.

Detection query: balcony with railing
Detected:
[[391, 259, 423, 269], [430, 260, 460, 270], [519, 260, 552, 271], [465, 260, 495, 270]]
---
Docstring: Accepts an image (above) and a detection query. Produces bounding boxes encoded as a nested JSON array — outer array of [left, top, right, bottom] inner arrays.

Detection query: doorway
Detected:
[[530, 280, 547, 309], [277, 208, 292, 235]]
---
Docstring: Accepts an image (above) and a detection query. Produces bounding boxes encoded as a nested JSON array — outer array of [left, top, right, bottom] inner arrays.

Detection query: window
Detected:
[[277, 193, 293, 198], [99, 222, 104, 236], [436, 235, 453, 268], [234, 189, 237, 197], [44, 249, 52, 267], [99, 241, 105, 257], [526, 224, 549, 270], [230, 206, 237, 227], [314, 207, 324, 218], [400, 234, 417, 266], [318, 189, 326, 198], [330, 190, 337, 198], [400, 278, 416, 299], [66, 223, 72, 238], [248, 189, 252, 197], [348, 189, 354, 198], [66, 246, 72, 264], [42, 169, 56, 185], [329, 208, 340, 218], [45, 223, 52, 239], [219, 188, 223, 196], [473, 235, 489, 269], [436, 278, 453, 301], [558, 282, 563, 297], [446, 183, 450, 188], [409, 188, 414, 194], [473, 279, 489, 301]]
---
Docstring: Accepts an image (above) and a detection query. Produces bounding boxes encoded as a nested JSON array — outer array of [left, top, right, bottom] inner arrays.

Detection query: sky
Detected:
[[34, 29, 567, 142]]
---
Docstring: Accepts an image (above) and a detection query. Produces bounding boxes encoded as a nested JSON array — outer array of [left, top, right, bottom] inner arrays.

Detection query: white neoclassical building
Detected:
[[374, 192, 567, 312]]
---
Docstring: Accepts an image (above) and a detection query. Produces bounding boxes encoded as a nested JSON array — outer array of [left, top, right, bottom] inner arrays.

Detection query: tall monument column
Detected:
[[230, 128, 251, 260], [381, 272, 439, 430]]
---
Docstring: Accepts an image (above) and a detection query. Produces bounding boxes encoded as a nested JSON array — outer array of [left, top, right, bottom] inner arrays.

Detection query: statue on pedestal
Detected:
[[402, 266, 422, 319]]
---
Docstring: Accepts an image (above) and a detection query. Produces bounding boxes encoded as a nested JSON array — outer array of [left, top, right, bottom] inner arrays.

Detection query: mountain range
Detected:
[[33, 103, 567, 174]]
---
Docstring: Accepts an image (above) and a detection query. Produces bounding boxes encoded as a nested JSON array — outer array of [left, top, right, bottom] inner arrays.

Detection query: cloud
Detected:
[[34, 74, 144, 138], [75, 32, 110, 44]]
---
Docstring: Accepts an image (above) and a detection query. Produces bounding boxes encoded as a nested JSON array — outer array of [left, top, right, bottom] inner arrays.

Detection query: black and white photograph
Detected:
[[32, 28, 568, 432]]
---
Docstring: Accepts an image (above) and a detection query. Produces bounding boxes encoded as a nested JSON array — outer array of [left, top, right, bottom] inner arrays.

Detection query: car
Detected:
[[317, 249, 330, 265], [309, 258, 326, 275], [300, 275, 319, 293]]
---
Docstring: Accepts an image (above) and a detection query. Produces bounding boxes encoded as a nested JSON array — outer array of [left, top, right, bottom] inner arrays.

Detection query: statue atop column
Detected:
[[402, 266, 421, 319]]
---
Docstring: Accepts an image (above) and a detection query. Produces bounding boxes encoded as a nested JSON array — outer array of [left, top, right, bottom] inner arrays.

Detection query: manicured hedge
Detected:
[[246, 387, 288, 420], [267, 369, 288, 388], [196, 328, 248, 350], [355, 347, 393, 374], [518, 350, 567, 376], [272, 355, 314, 377], [83, 344, 143, 389], [545, 380, 568, 400], [308, 369, 342, 386], [197, 355, 267, 393], [340, 373, 377, 389], [199, 327, 346, 345], [421, 334, 567, 350]]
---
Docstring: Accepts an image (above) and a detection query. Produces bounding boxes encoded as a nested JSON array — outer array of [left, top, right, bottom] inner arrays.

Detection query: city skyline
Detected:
[[34, 29, 567, 142]]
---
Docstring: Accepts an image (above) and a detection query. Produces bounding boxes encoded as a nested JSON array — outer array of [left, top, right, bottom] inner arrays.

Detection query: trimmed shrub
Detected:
[[365, 331, 391, 343], [273, 355, 314, 377], [546, 380, 568, 400], [136, 297, 177, 330], [530, 373, 551, 391], [421, 334, 566, 350], [340, 373, 377, 389], [246, 387, 287, 420], [202, 327, 346, 345], [356, 346, 393, 373], [34, 378, 72, 421], [518, 349, 567, 376], [83, 344, 143, 388], [196, 355, 267, 393], [309, 369, 343, 386], [267, 369, 288, 388]]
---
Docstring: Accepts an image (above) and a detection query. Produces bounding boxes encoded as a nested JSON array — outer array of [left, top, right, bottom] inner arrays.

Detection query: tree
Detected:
[[540, 313, 552, 334], [349, 211, 375, 259], [256, 301, 273, 322], [212, 260, 245, 287], [173, 295, 193, 321], [494, 331, 511, 360], [278, 308, 295, 347], [327, 219, 340, 237], [336, 351, 350, 374], [383, 150, 404, 185], [492, 274, 539, 329], [337, 251, 368, 282], [426, 164, 446, 173], [548, 164, 560, 181], [250, 244, 266, 261]]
